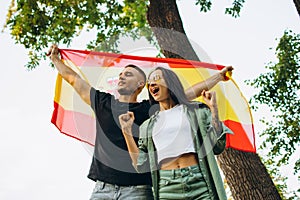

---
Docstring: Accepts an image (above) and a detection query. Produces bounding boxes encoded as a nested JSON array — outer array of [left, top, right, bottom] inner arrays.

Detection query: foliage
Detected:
[[247, 30, 300, 195], [224, 0, 245, 17], [195, 0, 245, 17], [4, 0, 152, 69], [3, 0, 246, 69], [262, 156, 299, 199]]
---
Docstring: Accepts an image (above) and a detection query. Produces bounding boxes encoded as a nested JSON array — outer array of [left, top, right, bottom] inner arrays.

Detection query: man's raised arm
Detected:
[[185, 66, 233, 100], [47, 44, 91, 105]]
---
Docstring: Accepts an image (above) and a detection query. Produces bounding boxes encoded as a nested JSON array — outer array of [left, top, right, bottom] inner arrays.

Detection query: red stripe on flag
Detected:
[[51, 102, 96, 146], [224, 120, 256, 152], [60, 49, 225, 70]]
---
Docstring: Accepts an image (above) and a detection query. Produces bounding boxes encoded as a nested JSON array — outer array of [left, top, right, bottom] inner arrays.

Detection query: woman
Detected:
[[119, 67, 233, 200]]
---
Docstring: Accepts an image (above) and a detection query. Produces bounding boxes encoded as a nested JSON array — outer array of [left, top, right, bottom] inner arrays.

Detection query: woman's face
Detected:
[[147, 70, 169, 102]]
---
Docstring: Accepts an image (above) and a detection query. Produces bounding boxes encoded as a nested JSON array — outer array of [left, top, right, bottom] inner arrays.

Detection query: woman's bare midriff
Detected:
[[160, 153, 198, 170]]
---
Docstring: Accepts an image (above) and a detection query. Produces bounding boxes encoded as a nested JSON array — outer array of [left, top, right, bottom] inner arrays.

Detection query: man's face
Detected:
[[117, 67, 144, 95]]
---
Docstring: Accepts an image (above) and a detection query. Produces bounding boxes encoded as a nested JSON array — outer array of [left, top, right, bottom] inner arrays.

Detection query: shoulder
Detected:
[[140, 99, 151, 107], [140, 119, 150, 129], [186, 102, 211, 120], [188, 101, 210, 110], [139, 113, 157, 132], [90, 87, 115, 110], [139, 118, 151, 139], [91, 87, 114, 100]]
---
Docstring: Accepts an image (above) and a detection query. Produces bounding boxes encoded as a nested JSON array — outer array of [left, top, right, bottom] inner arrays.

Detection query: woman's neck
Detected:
[[159, 99, 176, 111]]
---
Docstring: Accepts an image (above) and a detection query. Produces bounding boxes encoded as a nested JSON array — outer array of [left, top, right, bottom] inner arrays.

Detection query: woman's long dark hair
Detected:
[[148, 67, 191, 106]]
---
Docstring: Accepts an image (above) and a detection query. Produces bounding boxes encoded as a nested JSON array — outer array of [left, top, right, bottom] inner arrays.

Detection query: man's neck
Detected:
[[118, 94, 138, 103]]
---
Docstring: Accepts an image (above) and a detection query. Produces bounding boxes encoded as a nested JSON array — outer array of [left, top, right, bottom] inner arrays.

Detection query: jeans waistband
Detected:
[[96, 180, 151, 189], [159, 165, 200, 179]]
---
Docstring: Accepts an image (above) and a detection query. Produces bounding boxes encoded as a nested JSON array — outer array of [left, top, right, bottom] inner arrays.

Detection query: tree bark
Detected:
[[218, 148, 281, 200], [147, 0, 200, 60], [293, 0, 300, 17], [147, 0, 282, 199]]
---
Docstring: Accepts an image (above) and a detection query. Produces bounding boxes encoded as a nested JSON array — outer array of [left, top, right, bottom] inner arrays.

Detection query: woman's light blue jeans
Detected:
[[158, 165, 211, 200]]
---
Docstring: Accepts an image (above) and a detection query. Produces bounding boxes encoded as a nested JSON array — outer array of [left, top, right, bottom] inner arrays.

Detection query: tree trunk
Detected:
[[293, 0, 300, 17], [218, 148, 281, 200], [147, 0, 282, 199], [147, 0, 200, 60]]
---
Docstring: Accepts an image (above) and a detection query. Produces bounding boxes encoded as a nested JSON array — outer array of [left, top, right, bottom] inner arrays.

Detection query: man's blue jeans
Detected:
[[90, 180, 154, 200]]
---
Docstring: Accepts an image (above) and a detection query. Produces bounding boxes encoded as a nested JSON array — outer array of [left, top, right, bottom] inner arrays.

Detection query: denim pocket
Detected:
[[159, 176, 182, 187]]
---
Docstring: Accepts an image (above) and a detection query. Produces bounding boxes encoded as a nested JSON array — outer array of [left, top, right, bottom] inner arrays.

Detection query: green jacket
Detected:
[[135, 103, 233, 200]]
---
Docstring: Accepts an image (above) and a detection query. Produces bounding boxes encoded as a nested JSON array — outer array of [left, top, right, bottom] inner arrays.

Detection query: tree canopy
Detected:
[[3, 0, 245, 69]]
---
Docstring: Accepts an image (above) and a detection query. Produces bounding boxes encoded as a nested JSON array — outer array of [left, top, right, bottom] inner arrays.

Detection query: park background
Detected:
[[0, 0, 299, 199]]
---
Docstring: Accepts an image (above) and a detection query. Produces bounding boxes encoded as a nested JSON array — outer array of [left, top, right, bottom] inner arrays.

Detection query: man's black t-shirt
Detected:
[[88, 87, 152, 186]]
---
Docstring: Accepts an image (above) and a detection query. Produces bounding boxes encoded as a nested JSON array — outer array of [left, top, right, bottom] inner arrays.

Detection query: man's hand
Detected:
[[219, 66, 233, 81], [46, 44, 92, 105]]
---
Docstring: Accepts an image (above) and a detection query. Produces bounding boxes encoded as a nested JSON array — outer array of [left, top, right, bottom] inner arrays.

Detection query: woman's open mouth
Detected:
[[150, 86, 160, 96]]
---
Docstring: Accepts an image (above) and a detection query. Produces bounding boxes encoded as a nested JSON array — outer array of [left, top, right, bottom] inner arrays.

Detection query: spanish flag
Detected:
[[51, 49, 256, 152]]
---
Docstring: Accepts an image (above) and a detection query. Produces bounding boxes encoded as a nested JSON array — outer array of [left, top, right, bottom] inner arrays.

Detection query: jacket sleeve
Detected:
[[134, 122, 151, 173], [201, 106, 233, 155]]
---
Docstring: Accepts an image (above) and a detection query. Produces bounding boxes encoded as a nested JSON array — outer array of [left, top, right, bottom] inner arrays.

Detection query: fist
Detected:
[[220, 66, 233, 81], [46, 44, 60, 60], [201, 90, 217, 109], [119, 111, 135, 130]]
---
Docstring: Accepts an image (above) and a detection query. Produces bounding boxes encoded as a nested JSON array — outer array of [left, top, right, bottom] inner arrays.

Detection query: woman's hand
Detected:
[[201, 90, 217, 110], [119, 111, 140, 166], [219, 66, 233, 81]]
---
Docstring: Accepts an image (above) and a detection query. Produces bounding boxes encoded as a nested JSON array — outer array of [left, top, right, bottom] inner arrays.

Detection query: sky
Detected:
[[0, 0, 299, 199]]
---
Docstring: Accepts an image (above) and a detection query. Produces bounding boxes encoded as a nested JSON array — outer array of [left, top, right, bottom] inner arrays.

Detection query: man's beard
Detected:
[[117, 88, 136, 95]]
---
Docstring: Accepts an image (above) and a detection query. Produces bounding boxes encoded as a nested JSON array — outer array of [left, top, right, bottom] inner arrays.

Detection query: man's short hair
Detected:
[[125, 64, 146, 82]]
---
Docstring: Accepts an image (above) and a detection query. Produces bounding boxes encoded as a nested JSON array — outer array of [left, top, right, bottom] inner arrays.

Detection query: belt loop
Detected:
[[189, 166, 193, 176], [97, 180, 105, 190], [172, 169, 175, 179]]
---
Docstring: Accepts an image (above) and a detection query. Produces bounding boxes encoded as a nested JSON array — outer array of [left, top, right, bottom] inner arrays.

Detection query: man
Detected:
[[47, 44, 233, 200]]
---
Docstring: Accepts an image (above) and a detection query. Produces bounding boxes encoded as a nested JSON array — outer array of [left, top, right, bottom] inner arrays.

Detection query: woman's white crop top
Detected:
[[152, 105, 196, 164]]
